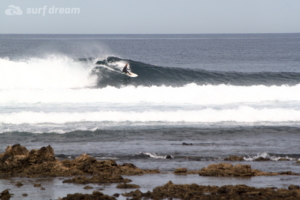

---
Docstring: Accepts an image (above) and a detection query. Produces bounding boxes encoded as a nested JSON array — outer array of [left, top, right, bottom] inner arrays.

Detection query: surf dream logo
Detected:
[[5, 5, 80, 16], [5, 5, 23, 15]]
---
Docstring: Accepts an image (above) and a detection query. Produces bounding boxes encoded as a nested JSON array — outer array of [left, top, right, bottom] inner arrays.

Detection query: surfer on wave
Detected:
[[122, 63, 132, 75]]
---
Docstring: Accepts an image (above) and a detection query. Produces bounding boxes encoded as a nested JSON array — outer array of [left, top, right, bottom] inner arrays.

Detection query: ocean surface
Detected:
[[1, 34, 300, 198]]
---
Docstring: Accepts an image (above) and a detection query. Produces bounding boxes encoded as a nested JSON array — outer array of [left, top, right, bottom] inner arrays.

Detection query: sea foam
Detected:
[[0, 56, 96, 89], [1, 83, 300, 104]]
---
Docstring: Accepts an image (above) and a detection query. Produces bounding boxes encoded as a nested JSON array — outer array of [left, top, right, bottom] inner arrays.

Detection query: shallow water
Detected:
[[1, 173, 300, 200]]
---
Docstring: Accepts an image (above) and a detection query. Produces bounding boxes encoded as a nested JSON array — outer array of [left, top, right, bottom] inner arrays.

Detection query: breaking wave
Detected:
[[93, 56, 300, 87], [0, 56, 96, 89]]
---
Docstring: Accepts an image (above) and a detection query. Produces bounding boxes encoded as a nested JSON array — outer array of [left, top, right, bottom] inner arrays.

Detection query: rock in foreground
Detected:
[[63, 174, 131, 184], [0, 189, 12, 200], [61, 191, 116, 200], [199, 163, 280, 177], [116, 183, 140, 189], [0, 144, 159, 178], [123, 181, 300, 200]]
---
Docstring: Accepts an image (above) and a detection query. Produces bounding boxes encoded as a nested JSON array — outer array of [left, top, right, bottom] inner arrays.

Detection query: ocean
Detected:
[[1, 34, 300, 199]]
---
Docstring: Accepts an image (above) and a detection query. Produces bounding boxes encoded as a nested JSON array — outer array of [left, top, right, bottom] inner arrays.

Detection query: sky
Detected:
[[1, 0, 300, 34]]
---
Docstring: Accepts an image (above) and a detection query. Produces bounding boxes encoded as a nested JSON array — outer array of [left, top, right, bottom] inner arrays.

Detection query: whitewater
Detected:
[[1, 55, 300, 133]]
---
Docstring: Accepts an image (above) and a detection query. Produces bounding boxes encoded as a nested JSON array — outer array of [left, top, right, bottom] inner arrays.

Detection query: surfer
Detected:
[[122, 63, 131, 75]]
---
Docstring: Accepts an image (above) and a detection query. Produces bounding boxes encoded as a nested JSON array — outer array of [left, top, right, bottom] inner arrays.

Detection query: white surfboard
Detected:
[[124, 72, 138, 77]]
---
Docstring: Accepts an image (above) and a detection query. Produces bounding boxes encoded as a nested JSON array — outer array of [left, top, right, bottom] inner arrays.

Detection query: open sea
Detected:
[[1, 34, 300, 199]]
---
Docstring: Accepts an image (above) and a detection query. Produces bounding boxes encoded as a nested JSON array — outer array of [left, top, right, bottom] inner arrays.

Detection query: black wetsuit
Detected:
[[122, 66, 130, 74]]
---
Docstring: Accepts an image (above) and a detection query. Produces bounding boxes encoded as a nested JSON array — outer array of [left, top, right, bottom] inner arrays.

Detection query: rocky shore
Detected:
[[0, 144, 159, 178], [122, 181, 300, 200], [1, 144, 300, 200]]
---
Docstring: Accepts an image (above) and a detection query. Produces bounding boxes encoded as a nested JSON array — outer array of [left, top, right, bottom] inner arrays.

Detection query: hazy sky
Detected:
[[1, 0, 300, 34]]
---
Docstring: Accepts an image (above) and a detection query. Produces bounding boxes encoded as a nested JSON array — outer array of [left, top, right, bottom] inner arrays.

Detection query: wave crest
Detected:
[[0, 55, 96, 89]]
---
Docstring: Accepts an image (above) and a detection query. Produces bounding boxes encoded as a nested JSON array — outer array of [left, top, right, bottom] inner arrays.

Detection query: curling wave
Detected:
[[92, 56, 300, 87]]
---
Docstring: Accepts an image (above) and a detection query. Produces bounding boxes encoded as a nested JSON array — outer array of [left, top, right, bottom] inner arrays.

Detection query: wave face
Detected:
[[93, 57, 300, 87]]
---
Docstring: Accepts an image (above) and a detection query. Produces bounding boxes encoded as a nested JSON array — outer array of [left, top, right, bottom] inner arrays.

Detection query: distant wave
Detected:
[[1, 107, 300, 124], [92, 56, 300, 87]]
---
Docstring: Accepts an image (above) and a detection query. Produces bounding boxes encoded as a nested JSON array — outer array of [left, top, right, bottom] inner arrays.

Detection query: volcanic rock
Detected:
[[173, 168, 187, 174], [0, 144, 160, 178], [122, 181, 300, 200], [112, 193, 119, 197], [289, 185, 300, 190], [278, 158, 290, 161], [61, 191, 116, 200], [279, 171, 299, 175], [182, 142, 193, 145], [0, 189, 11, 200], [63, 174, 131, 184], [34, 183, 41, 187], [116, 183, 140, 189], [254, 157, 271, 161], [15, 182, 23, 187], [83, 186, 93, 190], [198, 163, 279, 177]]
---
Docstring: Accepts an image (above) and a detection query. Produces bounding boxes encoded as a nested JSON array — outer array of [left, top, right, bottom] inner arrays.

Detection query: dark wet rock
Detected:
[[34, 183, 41, 187], [0, 144, 160, 178], [182, 142, 193, 146], [63, 174, 131, 184], [279, 171, 300, 175], [199, 163, 300, 177], [198, 163, 279, 177], [22, 193, 28, 197], [27, 146, 55, 164], [61, 191, 116, 200], [83, 186, 93, 190], [173, 168, 187, 174], [119, 163, 159, 175], [122, 189, 144, 199], [112, 193, 120, 197], [254, 157, 271, 161], [199, 163, 255, 176], [122, 181, 300, 200], [0, 189, 11, 200], [224, 155, 244, 161], [173, 167, 204, 175], [166, 155, 172, 159], [288, 185, 300, 190], [278, 158, 290, 161], [15, 182, 23, 187], [116, 183, 140, 189]]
